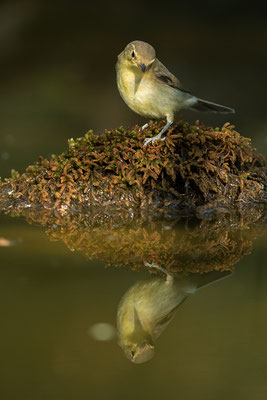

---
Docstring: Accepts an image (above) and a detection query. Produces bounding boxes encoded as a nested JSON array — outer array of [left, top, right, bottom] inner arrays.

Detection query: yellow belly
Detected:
[[116, 66, 167, 119]]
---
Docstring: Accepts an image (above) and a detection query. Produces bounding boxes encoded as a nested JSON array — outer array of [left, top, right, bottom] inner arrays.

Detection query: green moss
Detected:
[[0, 120, 266, 212]]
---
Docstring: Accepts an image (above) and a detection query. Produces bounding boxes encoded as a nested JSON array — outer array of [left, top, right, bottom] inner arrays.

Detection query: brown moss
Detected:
[[3, 202, 266, 274], [0, 120, 266, 214]]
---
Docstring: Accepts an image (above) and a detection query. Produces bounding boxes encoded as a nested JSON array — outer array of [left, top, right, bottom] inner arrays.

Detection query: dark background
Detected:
[[0, 0, 267, 178], [0, 3, 267, 399]]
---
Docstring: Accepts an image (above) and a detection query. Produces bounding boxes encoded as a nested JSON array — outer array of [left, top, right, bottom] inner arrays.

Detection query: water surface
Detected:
[[0, 212, 266, 400]]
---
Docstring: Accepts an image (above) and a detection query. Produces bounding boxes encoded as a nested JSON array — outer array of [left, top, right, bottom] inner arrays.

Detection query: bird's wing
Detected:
[[152, 297, 187, 340], [153, 58, 191, 94]]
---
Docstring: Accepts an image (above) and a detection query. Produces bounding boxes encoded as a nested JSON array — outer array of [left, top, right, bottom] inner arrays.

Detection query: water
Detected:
[[0, 3, 267, 398], [0, 211, 266, 400]]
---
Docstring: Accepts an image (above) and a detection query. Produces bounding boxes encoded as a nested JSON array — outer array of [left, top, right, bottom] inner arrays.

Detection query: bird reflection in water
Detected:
[[117, 264, 231, 364]]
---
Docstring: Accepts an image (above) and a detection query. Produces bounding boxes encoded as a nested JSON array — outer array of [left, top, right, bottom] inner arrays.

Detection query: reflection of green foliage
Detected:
[[43, 208, 267, 273], [0, 120, 266, 211], [2, 204, 266, 274]]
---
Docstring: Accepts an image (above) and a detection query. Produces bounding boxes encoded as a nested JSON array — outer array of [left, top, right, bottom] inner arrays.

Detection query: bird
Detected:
[[116, 40, 235, 146], [116, 265, 231, 363]]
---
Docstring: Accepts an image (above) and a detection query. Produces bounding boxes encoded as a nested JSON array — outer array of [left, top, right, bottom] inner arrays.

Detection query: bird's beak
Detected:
[[139, 63, 146, 73]]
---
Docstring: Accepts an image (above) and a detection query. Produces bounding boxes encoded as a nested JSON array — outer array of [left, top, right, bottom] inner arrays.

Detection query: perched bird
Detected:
[[117, 267, 231, 363], [116, 40, 235, 146]]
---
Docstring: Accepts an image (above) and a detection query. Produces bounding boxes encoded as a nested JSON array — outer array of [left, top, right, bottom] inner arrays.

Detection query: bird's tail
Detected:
[[192, 270, 232, 290], [191, 98, 235, 114], [175, 270, 232, 295]]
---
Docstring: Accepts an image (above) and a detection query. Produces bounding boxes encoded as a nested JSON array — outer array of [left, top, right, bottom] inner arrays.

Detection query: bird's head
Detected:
[[118, 306, 155, 364], [124, 341, 155, 364], [119, 40, 156, 73]]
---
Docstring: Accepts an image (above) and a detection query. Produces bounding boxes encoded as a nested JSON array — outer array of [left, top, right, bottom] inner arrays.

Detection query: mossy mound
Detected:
[[0, 120, 266, 213]]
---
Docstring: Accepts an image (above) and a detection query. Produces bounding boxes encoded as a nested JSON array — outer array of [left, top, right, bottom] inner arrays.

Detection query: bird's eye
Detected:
[[131, 51, 135, 58]]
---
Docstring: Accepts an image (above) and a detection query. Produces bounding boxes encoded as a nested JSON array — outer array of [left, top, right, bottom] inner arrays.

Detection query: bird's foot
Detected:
[[143, 120, 173, 147], [144, 262, 173, 283], [141, 123, 149, 130], [143, 133, 166, 147]]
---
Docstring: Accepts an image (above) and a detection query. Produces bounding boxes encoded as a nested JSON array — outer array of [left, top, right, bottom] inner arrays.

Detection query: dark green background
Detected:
[[0, 1, 266, 179]]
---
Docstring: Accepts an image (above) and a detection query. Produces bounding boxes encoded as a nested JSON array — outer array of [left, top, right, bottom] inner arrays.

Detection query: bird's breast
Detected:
[[116, 63, 165, 119], [116, 64, 138, 103]]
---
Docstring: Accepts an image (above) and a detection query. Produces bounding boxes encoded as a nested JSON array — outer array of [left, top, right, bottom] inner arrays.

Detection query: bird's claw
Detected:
[[144, 262, 168, 276], [141, 123, 149, 130], [143, 135, 166, 147], [143, 137, 153, 147]]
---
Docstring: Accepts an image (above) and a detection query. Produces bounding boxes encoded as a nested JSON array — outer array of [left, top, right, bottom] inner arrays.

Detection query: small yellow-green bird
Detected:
[[116, 40, 235, 146], [117, 268, 231, 363]]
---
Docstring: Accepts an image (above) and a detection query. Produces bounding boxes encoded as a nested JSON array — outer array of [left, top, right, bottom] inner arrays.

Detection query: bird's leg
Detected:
[[141, 123, 149, 130], [143, 121, 173, 147], [144, 262, 173, 284]]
